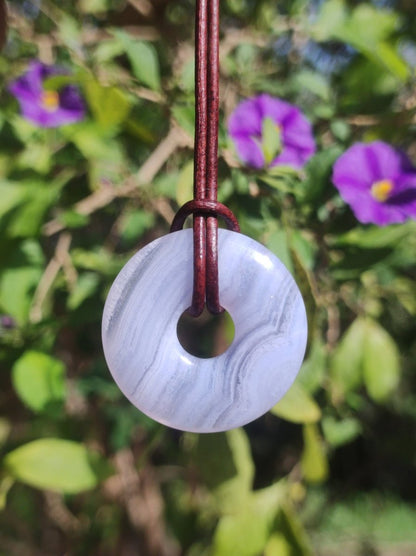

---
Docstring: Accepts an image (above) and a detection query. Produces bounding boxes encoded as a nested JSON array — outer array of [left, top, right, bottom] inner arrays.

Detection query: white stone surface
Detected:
[[102, 229, 307, 432]]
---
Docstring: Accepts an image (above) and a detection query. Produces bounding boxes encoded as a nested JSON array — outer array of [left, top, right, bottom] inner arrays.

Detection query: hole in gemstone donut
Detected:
[[176, 307, 235, 358]]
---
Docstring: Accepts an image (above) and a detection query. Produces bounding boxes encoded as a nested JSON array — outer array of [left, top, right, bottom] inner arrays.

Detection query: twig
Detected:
[[127, 0, 154, 17], [43, 491, 82, 534], [43, 126, 192, 236], [150, 197, 176, 224], [111, 449, 179, 556], [30, 233, 75, 323]]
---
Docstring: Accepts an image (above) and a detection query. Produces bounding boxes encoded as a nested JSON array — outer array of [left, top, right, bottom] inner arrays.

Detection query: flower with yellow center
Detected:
[[370, 179, 394, 203], [332, 141, 416, 225], [41, 90, 60, 112]]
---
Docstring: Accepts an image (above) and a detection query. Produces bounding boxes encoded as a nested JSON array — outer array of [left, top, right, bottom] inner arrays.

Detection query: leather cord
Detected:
[[170, 0, 239, 317]]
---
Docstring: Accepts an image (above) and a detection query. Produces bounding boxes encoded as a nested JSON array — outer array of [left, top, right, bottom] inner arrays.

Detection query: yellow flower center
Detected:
[[370, 179, 394, 202], [41, 91, 60, 111]]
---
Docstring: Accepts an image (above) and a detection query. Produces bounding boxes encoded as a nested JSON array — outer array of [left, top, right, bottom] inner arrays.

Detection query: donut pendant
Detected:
[[102, 229, 307, 432]]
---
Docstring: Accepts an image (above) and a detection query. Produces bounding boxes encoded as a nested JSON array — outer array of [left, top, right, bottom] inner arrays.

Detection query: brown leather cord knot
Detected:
[[171, 0, 239, 317], [170, 200, 240, 234]]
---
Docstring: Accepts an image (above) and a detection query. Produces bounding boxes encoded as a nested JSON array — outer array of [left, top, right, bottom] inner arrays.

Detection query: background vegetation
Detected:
[[1, 0, 416, 554]]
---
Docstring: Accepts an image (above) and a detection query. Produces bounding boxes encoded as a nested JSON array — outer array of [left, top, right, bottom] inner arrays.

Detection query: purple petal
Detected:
[[341, 189, 409, 225], [333, 141, 416, 225], [333, 141, 411, 194], [255, 94, 298, 125], [333, 143, 382, 190], [19, 100, 84, 127], [365, 141, 412, 179], [228, 97, 263, 138], [228, 93, 316, 169], [9, 61, 44, 101], [59, 85, 85, 112], [282, 110, 316, 154], [232, 135, 264, 168], [272, 146, 308, 169], [9, 60, 85, 128], [388, 175, 416, 216]]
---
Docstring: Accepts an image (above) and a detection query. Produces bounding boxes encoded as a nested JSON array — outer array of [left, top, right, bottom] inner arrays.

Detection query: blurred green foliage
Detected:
[[0, 0, 416, 554]]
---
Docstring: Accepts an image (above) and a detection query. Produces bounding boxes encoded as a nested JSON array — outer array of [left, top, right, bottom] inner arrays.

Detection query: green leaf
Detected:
[[79, 0, 109, 14], [12, 351, 66, 413], [172, 104, 195, 136], [322, 416, 362, 447], [313, 1, 409, 80], [298, 147, 342, 203], [312, 0, 347, 41], [262, 117, 282, 165], [0, 181, 24, 219], [0, 477, 14, 511], [0, 180, 59, 238], [278, 504, 314, 555], [330, 317, 367, 397], [394, 278, 416, 315], [113, 30, 161, 90], [0, 418, 10, 447], [297, 339, 327, 394], [301, 424, 329, 484], [59, 210, 90, 229], [213, 482, 285, 556], [334, 221, 416, 249], [0, 240, 44, 324], [190, 428, 254, 512], [331, 318, 401, 403], [176, 159, 194, 206], [271, 382, 321, 424], [266, 229, 293, 274], [213, 509, 270, 556], [362, 319, 400, 402], [84, 78, 131, 128], [119, 210, 155, 244], [264, 534, 291, 556], [64, 122, 124, 161], [4, 439, 103, 494], [293, 70, 330, 101], [67, 272, 100, 310], [17, 142, 51, 174], [289, 230, 317, 271]]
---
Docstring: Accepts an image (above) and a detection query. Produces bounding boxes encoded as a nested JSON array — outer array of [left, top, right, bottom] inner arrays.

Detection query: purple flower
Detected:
[[228, 94, 316, 170], [332, 141, 416, 226], [0, 315, 15, 329], [9, 61, 85, 128]]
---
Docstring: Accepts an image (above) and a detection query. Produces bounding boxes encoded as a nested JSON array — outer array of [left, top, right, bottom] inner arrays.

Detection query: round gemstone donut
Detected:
[[102, 229, 307, 433]]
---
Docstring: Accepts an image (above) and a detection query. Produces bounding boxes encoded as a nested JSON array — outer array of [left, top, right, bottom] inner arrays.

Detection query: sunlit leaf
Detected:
[[301, 424, 329, 484], [264, 534, 291, 556], [322, 416, 362, 447], [0, 240, 44, 324], [113, 30, 161, 90], [297, 339, 327, 394], [334, 222, 415, 248], [12, 351, 66, 413], [4, 439, 104, 494], [213, 482, 285, 556], [84, 78, 131, 128], [172, 104, 195, 136], [271, 382, 321, 424], [67, 272, 100, 310], [262, 117, 282, 165], [330, 317, 366, 397], [176, 159, 194, 206], [190, 428, 254, 512], [362, 319, 400, 402], [266, 228, 293, 273]]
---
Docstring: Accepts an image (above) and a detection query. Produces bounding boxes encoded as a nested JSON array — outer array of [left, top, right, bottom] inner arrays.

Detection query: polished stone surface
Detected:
[[102, 229, 307, 432]]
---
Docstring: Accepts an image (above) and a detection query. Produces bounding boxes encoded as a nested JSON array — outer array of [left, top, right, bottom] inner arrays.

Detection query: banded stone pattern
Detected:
[[102, 229, 307, 433]]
